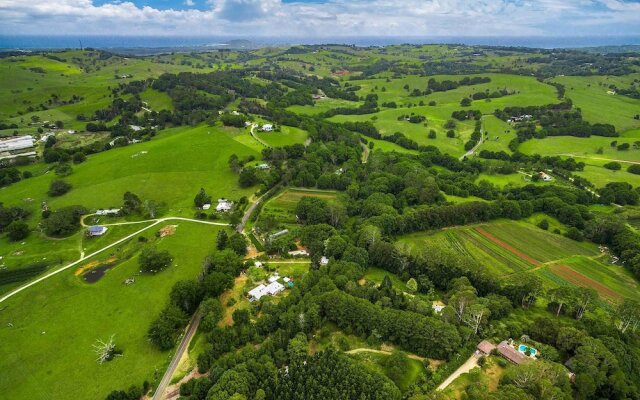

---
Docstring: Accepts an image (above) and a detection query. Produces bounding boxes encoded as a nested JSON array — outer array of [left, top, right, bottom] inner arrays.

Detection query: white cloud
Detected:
[[0, 0, 638, 37]]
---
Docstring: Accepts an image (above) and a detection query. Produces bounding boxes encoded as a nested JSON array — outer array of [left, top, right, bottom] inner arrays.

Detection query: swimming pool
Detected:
[[518, 344, 537, 356]]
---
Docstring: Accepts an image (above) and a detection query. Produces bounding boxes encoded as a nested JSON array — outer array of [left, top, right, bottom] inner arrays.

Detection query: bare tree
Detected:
[[93, 335, 118, 364], [615, 299, 640, 334], [574, 287, 597, 320], [463, 304, 490, 336]]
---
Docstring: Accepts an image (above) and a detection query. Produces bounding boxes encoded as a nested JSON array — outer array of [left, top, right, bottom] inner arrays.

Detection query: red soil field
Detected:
[[550, 264, 621, 301], [475, 228, 541, 266]]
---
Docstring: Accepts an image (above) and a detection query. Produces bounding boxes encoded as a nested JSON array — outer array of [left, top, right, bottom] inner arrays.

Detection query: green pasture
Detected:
[[519, 135, 640, 162], [363, 267, 408, 291], [255, 125, 308, 147], [0, 222, 229, 400], [287, 98, 363, 116], [551, 75, 640, 132], [327, 73, 558, 156], [258, 188, 339, 226], [0, 125, 259, 224]]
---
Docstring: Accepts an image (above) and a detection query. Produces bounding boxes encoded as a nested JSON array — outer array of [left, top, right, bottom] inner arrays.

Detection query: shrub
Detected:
[[565, 227, 584, 241], [603, 161, 621, 170], [537, 219, 549, 230], [42, 205, 87, 237], [54, 163, 73, 176], [7, 221, 29, 241], [628, 164, 640, 175], [48, 179, 71, 197], [139, 247, 173, 273]]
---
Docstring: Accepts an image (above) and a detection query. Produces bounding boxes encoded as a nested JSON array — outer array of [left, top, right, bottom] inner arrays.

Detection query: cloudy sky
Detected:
[[1, 0, 639, 37]]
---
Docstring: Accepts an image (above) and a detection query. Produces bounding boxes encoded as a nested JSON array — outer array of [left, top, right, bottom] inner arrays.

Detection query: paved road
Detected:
[[437, 354, 479, 391], [0, 217, 231, 304], [152, 310, 202, 400], [236, 195, 264, 233]]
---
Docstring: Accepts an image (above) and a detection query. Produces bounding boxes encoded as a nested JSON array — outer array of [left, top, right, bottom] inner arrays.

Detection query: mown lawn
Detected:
[[255, 125, 308, 147]]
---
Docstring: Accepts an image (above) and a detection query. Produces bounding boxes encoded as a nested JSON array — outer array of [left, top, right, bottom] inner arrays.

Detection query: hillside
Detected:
[[1, 44, 640, 400]]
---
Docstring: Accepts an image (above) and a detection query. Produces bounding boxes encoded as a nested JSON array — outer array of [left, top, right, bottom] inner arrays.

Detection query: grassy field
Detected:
[[254, 125, 308, 147], [519, 135, 640, 162], [328, 73, 558, 157], [347, 351, 426, 392], [0, 222, 160, 294], [551, 74, 640, 132], [0, 221, 229, 400], [258, 188, 339, 226], [442, 356, 506, 399], [0, 124, 259, 222]]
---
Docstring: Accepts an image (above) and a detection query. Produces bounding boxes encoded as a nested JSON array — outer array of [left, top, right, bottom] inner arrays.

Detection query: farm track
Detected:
[[558, 154, 640, 165], [345, 348, 426, 362]]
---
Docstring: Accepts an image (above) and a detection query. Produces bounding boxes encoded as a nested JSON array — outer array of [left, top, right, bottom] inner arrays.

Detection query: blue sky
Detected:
[[1, 0, 640, 37]]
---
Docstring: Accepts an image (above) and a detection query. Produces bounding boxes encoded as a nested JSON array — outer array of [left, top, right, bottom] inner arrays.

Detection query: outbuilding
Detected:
[[87, 226, 108, 237]]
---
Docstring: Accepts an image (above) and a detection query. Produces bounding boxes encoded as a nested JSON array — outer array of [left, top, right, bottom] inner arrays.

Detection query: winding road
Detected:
[[249, 124, 269, 147]]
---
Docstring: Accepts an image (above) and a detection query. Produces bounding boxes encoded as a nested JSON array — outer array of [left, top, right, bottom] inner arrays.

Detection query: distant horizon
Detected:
[[2, 1, 640, 39], [2, 35, 640, 51]]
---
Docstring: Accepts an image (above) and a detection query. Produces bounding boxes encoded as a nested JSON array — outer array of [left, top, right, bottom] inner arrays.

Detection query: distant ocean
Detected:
[[1, 35, 640, 50]]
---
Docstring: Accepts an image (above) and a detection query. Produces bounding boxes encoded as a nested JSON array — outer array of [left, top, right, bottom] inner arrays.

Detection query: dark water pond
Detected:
[[83, 263, 115, 283]]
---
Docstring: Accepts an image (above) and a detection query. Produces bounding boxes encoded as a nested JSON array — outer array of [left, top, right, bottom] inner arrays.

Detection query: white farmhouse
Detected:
[[262, 124, 273, 132], [248, 282, 285, 302], [216, 198, 233, 212]]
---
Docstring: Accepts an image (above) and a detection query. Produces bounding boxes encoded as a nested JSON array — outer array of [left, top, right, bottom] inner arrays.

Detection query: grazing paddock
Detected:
[[551, 74, 640, 132], [0, 222, 229, 400]]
